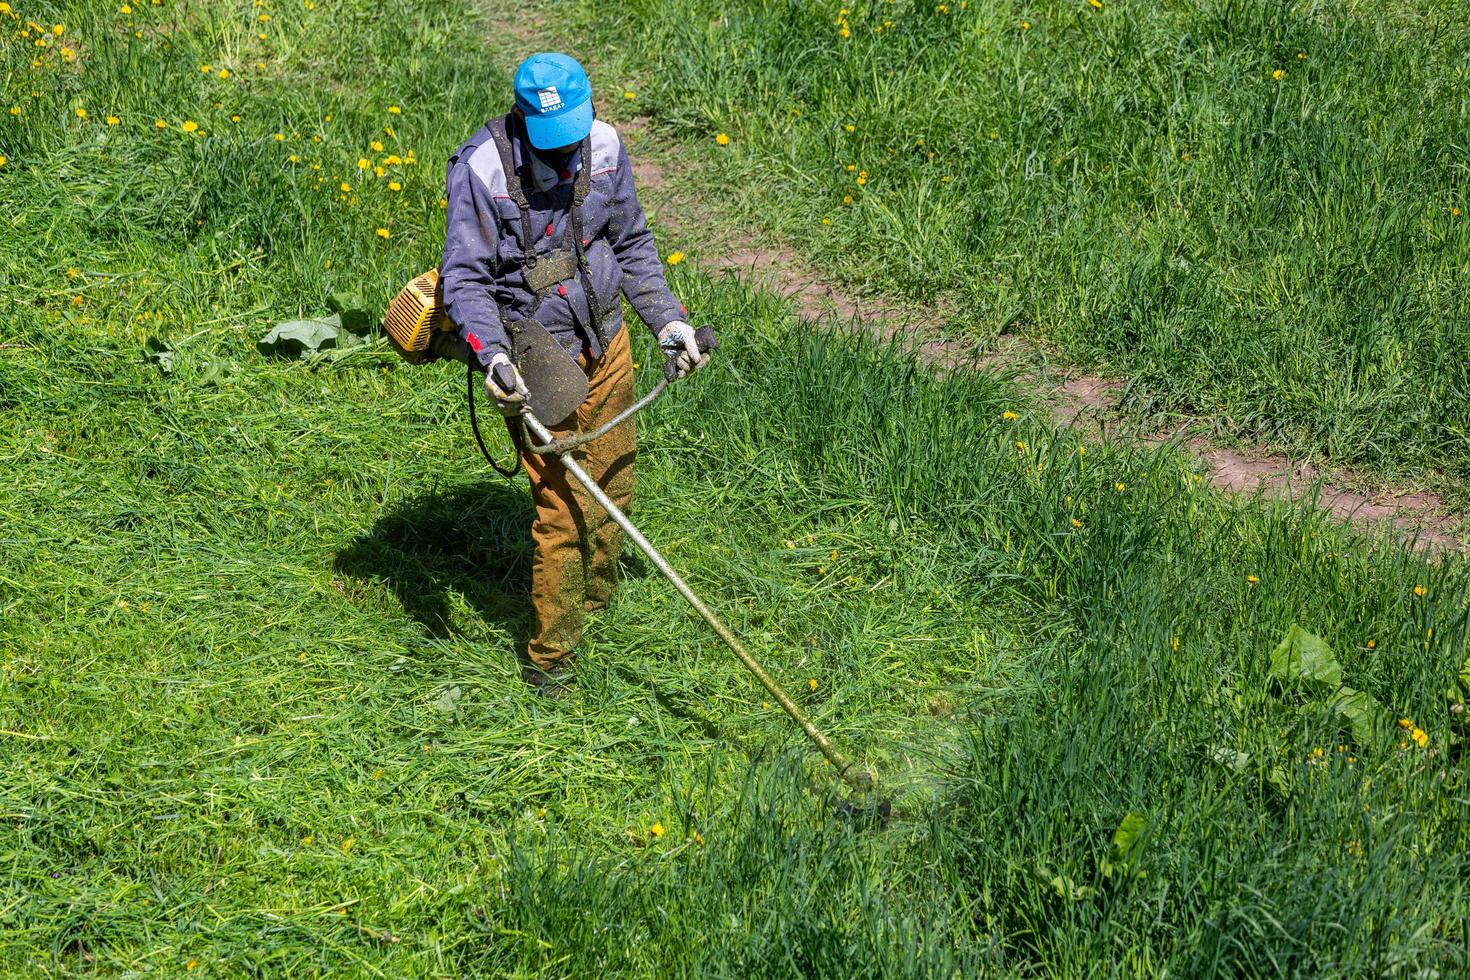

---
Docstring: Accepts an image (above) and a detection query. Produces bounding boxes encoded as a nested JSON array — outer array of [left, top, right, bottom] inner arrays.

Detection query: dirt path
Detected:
[[480, 7, 1465, 554]]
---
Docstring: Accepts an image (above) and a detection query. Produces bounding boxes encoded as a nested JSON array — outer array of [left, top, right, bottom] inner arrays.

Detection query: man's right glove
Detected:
[[658, 320, 713, 379], [485, 352, 530, 416]]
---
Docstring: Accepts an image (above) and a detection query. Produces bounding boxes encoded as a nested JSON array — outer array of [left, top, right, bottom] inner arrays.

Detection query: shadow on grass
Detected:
[[335, 480, 535, 643]]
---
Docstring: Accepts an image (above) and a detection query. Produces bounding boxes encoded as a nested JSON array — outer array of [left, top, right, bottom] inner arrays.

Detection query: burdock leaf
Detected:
[[328, 290, 371, 334], [1269, 624, 1343, 690], [258, 313, 356, 358], [1327, 685, 1387, 747], [145, 337, 176, 374]]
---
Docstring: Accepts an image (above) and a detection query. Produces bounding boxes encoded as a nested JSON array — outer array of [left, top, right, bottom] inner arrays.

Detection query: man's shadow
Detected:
[[335, 480, 535, 642]]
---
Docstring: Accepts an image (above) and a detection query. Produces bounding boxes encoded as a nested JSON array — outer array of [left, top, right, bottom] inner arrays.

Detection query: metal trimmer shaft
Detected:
[[520, 410, 876, 793]]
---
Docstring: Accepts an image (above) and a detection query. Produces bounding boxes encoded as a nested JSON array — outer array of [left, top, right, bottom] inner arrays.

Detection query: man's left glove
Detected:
[[658, 320, 713, 379]]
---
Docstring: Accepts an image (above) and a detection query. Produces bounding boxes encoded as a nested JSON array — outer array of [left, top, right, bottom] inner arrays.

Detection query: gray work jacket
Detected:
[[440, 116, 685, 368]]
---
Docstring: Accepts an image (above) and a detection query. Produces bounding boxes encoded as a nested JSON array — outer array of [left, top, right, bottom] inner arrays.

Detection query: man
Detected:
[[440, 52, 711, 696]]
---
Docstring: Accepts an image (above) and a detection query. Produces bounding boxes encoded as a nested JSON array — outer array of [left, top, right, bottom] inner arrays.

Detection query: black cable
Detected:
[[467, 360, 522, 479]]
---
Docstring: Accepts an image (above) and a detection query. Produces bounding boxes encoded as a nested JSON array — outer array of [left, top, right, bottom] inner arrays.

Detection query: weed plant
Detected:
[[581, 0, 1470, 495], [1, 0, 1467, 975]]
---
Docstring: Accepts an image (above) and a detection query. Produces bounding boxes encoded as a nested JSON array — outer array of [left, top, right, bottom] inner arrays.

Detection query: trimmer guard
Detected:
[[510, 316, 589, 427]]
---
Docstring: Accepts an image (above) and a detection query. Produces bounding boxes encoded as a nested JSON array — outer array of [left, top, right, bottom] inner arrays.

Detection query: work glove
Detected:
[[658, 320, 713, 379], [485, 352, 530, 416]]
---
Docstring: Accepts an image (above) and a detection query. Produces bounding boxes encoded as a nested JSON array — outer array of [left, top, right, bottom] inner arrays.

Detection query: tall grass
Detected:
[[1, 0, 1467, 975], [578, 0, 1470, 495]]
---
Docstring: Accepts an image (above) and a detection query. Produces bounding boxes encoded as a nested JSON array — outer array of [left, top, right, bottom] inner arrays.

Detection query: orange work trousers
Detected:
[[513, 325, 636, 670]]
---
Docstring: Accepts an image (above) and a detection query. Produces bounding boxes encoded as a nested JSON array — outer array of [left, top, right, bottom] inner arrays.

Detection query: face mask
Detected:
[[531, 144, 578, 172]]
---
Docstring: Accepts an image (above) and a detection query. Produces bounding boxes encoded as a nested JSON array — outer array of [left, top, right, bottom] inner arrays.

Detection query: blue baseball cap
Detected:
[[513, 52, 594, 150]]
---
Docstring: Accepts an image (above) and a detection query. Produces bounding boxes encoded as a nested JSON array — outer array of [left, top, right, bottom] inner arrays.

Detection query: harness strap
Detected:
[[487, 113, 609, 352]]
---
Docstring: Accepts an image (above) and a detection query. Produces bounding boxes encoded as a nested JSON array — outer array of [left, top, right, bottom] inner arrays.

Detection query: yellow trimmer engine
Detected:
[[383, 267, 447, 364]]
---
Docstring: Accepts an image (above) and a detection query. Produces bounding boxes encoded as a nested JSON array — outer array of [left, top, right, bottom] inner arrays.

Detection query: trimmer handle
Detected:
[[491, 362, 519, 397], [663, 325, 720, 382]]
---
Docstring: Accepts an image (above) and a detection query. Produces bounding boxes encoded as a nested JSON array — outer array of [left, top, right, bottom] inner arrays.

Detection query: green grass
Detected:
[[576, 0, 1470, 497], [2, 0, 1469, 975]]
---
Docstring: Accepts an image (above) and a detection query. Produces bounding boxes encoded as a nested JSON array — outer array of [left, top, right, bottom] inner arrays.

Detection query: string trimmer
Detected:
[[484, 325, 879, 797]]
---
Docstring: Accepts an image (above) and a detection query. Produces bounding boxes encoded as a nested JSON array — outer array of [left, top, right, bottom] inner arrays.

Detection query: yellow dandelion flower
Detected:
[[1412, 728, 1428, 748], [1272, 69, 1286, 80], [1003, 410, 1019, 420], [1452, 206, 1462, 217], [388, 180, 401, 191], [844, 123, 855, 133], [61, 47, 74, 60], [388, 105, 401, 114], [1071, 518, 1083, 529], [375, 227, 389, 239], [808, 678, 818, 691], [691, 830, 704, 845], [181, 120, 198, 133], [1088, 0, 1102, 7], [1021, 20, 1031, 28], [1367, 639, 1376, 649], [438, 198, 447, 208], [341, 837, 354, 852], [185, 960, 197, 971], [119, 2, 132, 11], [8, 107, 20, 116], [623, 90, 636, 100], [855, 175, 867, 185], [51, 23, 63, 35], [1246, 575, 1259, 585], [1413, 584, 1427, 597], [839, 25, 850, 36], [287, 154, 299, 163], [75, 107, 88, 120], [666, 250, 685, 265], [374, 165, 385, 177], [0, 156, 7, 168], [821, 217, 831, 224], [338, 181, 351, 192], [273, 132, 285, 141], [1171, 637, 1180, 652], [649, 821, 665, 838], [1398, 717, 1415, 730], [259, 12, 271, 21], [384, 154, 401, 165], [106, 115, 120, 126], [370, 139, 384, 152], [1015, 440, 1027, 451], [1114, 482, 1125, 492], [842, 194, 853, 204], [714, 132, 730, 146], [154, 119, 167, 128]]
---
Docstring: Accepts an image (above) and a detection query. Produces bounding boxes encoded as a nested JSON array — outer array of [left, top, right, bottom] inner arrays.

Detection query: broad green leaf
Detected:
[[257, 313, 368, 358], [145, 337, 176, 374], [1269, 624, 1343, 690], [1209, 745, 1250, 772], [328, 290, 372, 334], [1328, 685, 1387, 747], [1035, 863, 1095, 902], [1101, 812, 1149, 879]]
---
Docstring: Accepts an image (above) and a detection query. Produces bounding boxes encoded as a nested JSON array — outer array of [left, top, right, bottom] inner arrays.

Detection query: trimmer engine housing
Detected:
[[383, 268, 446, 363]]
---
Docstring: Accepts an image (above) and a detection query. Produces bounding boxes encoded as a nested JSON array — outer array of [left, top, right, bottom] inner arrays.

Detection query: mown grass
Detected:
[[577, 0, 1470, 497], [2, 0, 1469, 975]]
